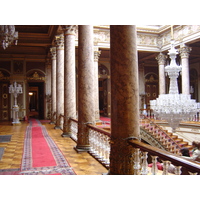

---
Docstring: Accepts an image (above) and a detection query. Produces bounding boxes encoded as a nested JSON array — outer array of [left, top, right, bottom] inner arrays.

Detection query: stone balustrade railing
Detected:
[[128, 139, 200, 175], [87, 124, 110, 169], [140, 109, 200, 122], [67, 118, 200, 174]]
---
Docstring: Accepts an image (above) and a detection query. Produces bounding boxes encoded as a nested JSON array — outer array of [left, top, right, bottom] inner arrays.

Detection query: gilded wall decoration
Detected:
[[27, 72, 45, 81]]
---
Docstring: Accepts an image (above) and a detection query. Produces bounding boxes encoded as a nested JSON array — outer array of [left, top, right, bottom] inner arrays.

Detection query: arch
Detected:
[[26, 69, 46, 77], [0, 68, 11, 80], [99, 64, 109, 76]]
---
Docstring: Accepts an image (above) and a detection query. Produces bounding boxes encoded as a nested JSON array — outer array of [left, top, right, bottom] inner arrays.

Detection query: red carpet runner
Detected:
[[20, 119, 76, 175]]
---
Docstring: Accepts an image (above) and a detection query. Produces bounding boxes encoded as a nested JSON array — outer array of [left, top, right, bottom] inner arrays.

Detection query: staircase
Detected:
[[140, 117, 193, 153], [96, 116, 193, 154]]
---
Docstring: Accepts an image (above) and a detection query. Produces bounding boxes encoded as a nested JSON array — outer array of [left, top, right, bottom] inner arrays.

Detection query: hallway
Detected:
[[0, 120, 108, 175]]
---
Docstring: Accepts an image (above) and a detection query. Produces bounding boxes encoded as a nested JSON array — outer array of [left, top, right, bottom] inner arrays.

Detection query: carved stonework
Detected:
[[94, 50, 101, 62], [156, 52, 167, 65], [179, 45, 192, 58], [50, 47, 56, 60], [62, 25, 77, 36], [27, 71, 45, 81], [55, 34, 64, 50]]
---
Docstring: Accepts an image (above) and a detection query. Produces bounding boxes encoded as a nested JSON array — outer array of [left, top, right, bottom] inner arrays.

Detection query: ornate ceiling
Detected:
[[0, 25, 200, 67]]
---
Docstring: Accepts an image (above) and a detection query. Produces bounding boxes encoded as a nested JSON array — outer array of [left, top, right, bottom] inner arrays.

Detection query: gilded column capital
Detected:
[[55, 34, 64, 50], [179, 44, 192, 58], [94, 50, 101, 62], [156, 52, 167, 65], [62, 25, 77, 36], [50, 47, 56, 60]]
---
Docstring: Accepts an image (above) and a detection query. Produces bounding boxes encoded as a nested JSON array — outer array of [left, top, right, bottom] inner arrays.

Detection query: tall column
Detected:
[[50, 47, 56, 124], [109, 25, 139, 175], [61, 25, 77, 137], [179, 44, 191, 95], [75, 25, 95, 152], [54, 34, 64, 129], [156, 53, 167, 95], [94, 46, 101, 121]]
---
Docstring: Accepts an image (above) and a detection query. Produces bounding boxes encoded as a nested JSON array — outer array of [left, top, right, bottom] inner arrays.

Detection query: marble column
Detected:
[[54, 34, 64, 129], [49, 47, 56, 124], [109, 25, 139, 175], [156, 52, 167, 94], [94, 46, 101, 121], [179, 44, 191, 95], [75, 25, 95, 152], [61, 25, 77, 137]]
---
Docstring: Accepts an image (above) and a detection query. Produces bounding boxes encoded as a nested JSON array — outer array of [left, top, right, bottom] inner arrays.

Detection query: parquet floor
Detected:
[[0, 120, 108, 175]]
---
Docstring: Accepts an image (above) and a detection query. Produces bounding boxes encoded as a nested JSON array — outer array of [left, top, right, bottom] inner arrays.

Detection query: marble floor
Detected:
[[0, 120, 108, 175]]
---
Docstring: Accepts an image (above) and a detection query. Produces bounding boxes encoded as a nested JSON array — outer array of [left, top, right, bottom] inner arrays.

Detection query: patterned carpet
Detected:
[[20, 119, 76, 175]]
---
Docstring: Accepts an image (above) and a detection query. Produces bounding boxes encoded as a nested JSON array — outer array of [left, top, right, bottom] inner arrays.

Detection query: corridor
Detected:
[[0, 119, 108, 175]]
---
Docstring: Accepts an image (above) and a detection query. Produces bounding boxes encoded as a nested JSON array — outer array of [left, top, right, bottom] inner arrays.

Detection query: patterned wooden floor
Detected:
[[0, 120, 108, 175]]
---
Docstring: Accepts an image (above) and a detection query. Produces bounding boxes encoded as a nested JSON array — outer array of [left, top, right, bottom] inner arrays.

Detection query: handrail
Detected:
[[128, 139, 200, 174], [141, 114, 181, 151], [87, 124, 111, 137]]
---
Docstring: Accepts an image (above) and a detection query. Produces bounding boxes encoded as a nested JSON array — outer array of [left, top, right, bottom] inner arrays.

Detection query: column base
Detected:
[[61, 132, 71, 137], [54, 126, 61, 130], [74, 145, 90, 153]]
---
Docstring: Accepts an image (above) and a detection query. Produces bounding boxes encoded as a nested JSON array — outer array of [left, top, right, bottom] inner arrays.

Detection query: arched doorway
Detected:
[[145, 73, 158, 109], [26, 71, 45, 119]]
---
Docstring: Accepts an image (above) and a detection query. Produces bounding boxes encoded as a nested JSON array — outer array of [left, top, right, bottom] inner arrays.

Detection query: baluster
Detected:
[[162, 160, 170, 175], [174, 166, 182, 175], [151, 155, 158, 175], [141, 152, 149, 175], [133, 148, 141, 175]]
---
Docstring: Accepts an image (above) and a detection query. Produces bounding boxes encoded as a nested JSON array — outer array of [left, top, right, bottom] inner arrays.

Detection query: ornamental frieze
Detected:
[[72, 25, 200, 52]]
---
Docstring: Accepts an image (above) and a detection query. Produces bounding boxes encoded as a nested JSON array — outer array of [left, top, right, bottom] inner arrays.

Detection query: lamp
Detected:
[[150, 39, 199, 133], [0, 25, 18, 49], [9, 82, 23, 125]]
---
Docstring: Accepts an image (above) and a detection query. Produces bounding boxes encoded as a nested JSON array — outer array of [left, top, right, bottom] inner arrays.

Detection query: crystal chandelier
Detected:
[[150, 40, 199, 132], [0, 25, 18, 49]]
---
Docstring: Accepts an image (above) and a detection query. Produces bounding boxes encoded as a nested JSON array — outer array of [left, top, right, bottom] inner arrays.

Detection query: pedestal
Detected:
[[12, 105, 21, 125]]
